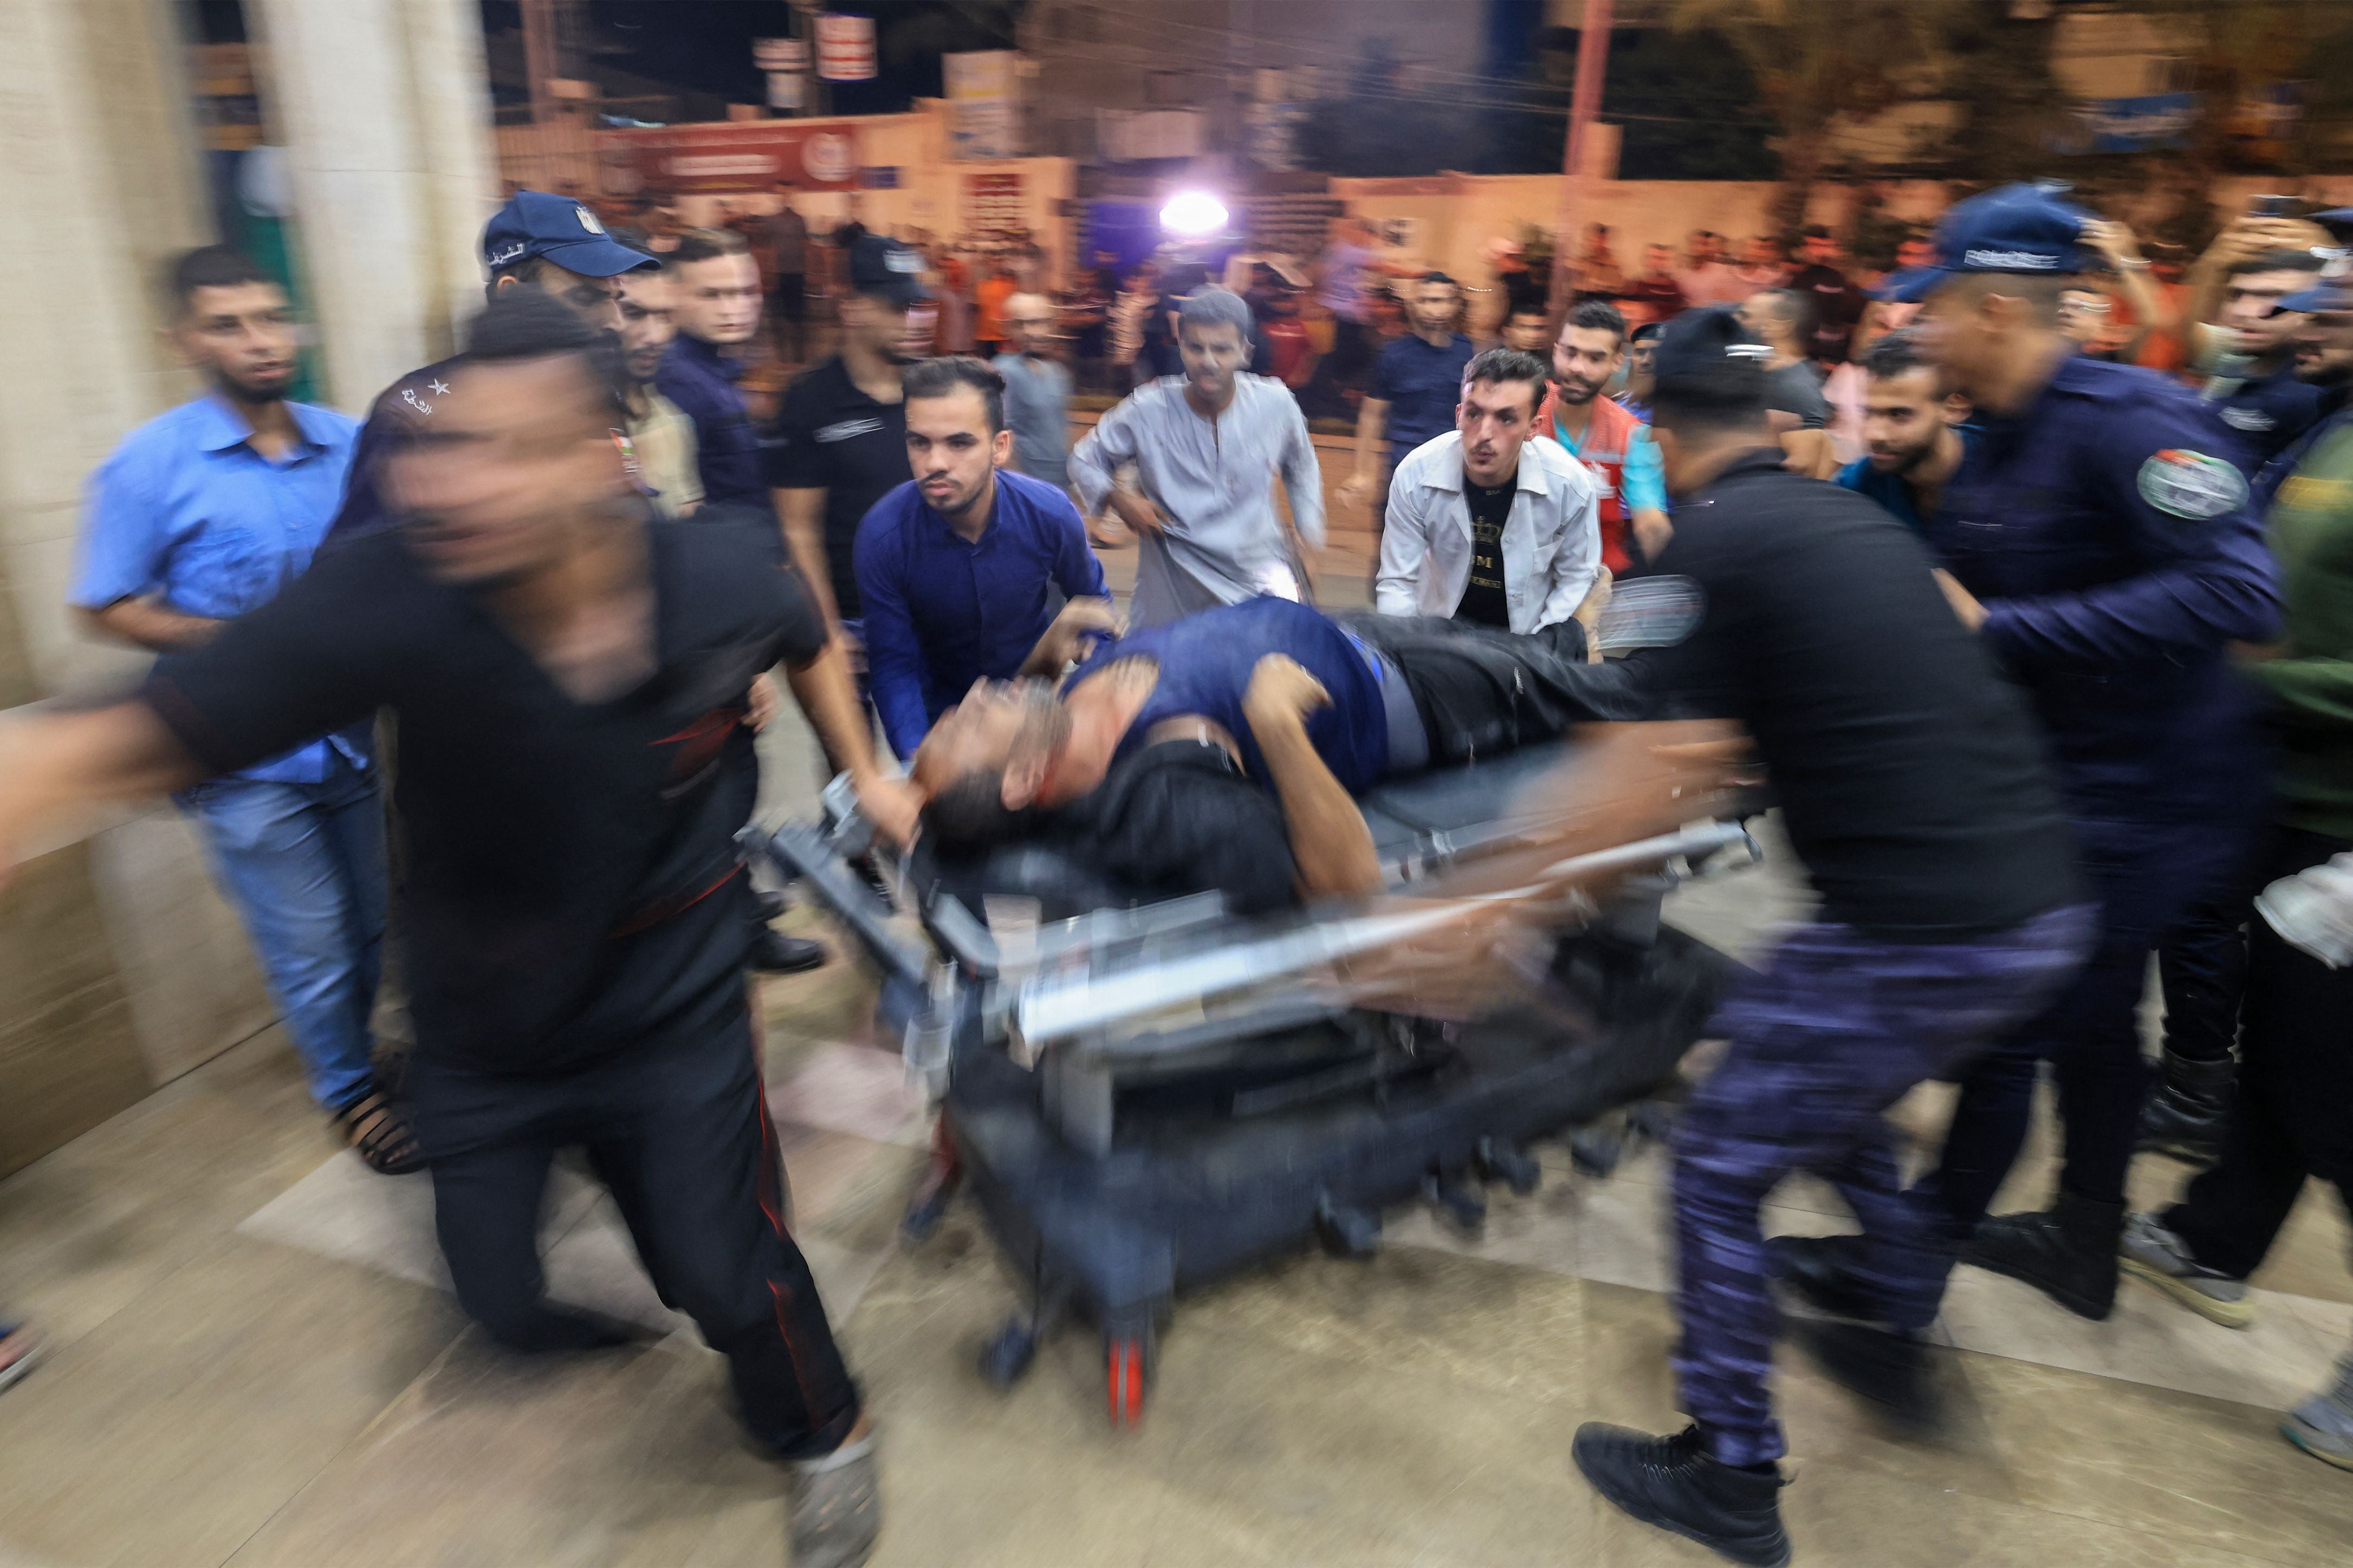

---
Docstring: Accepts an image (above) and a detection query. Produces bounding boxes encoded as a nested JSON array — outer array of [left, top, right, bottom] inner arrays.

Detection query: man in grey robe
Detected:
[[1071, 288, 1325, 625]]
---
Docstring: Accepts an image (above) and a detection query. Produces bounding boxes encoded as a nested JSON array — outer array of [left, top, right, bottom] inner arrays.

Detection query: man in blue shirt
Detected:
[[2201, 248, 2328, 473], [1832, 328, 1968, 534], [1339, 272, 1475, 516], [654, 227, 769, 511], [73, 247, 408, 1172], [855, 357, 1109, 762]]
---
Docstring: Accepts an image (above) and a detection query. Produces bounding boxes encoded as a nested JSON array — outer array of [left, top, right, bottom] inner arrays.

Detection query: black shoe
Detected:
[[1767, 1233, 1876, 1319], [2137, 1055, 2234, 1167], [1573, 1423, 1790, 1567], [751, 930, 828, 974], [752, 888, 790, 921], [1795, 1319, 1941, 1435], [1960, 1190, 2125, 1320]]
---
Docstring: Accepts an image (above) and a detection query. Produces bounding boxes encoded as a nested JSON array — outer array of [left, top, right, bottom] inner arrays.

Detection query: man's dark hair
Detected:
[[1649, 307, 1769, 439], [1750, 287, 1812, 344], [1461, 347, 1550, 413], [464, 285, 626, 413], [1801, 223, 1832, 242], [1177, 285, 1254, 344], [167, 246, 271, 316], [1863, 327, 1936, 384], [1630, 321, 1665, 344], [1564, 296, 1628, 343], [670, 227, 750, 266], [921, 769, 1042, 850], [1418, 270, 1459, 289], [2227, 249, 2326, 280], [903, 354, 1007, 434]]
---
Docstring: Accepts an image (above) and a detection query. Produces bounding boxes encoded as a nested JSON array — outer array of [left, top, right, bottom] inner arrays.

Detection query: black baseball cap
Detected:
[[847, 235, 932, 308], [1650, 305, 1772, 387], [1881, 182, 2097, 303], [481, 190, 657, 278]]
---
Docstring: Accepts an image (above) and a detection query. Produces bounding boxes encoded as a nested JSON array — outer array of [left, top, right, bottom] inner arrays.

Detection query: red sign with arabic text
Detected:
[[597, 122, 863, 196]]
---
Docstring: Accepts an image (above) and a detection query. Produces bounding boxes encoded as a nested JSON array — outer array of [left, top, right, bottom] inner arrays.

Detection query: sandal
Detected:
[[335, 1086, 425, 1175], [786, 1430, 881, 1568], [0, 1319, 45, 1396]]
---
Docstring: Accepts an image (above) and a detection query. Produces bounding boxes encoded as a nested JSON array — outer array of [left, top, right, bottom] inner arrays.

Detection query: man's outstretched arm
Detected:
[[0, 702, 207, 881], [1242, 655, 1381, 901]]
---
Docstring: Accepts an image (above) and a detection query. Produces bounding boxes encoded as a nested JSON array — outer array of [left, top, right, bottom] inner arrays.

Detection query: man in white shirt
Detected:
[[1375, 348, 1604, 637]]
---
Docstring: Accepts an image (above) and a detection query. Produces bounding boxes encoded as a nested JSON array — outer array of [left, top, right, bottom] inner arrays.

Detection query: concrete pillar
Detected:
[[249, 0, 499, 408]]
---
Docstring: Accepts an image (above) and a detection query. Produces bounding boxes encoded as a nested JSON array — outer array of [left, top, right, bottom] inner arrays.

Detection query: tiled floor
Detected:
[[4, 490, 2350, 1564]]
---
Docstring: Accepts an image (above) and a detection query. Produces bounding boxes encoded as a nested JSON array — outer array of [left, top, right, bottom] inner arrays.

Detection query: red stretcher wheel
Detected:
[[1106, 1337, 1148, 1428]]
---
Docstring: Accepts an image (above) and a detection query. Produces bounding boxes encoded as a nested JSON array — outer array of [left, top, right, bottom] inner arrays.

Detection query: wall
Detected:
[[0, 0, 276, 1179]]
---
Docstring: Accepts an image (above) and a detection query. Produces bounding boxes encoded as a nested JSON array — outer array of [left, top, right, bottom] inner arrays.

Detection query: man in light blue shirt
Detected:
[[991, 292, 1075, 493], [72, 247, 407, 1172]]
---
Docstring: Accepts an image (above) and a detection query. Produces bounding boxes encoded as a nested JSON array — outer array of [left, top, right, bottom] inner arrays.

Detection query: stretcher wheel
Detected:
[[1105, 1333, 1152, 1428], [978, 1317, 1039, 1389]]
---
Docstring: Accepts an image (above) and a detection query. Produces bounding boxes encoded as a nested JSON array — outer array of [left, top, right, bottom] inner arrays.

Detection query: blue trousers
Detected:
[[1673, 903, 2092, 1467], [180, 758, 385, 1111]]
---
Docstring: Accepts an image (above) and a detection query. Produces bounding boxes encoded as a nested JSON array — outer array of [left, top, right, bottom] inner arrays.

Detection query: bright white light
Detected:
[[1159, 191, 1229, 238]]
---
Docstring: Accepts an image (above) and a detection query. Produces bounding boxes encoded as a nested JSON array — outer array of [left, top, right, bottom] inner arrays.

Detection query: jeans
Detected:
[[1671, 903, 2093, 1467], [180, 757, 385, 1111]]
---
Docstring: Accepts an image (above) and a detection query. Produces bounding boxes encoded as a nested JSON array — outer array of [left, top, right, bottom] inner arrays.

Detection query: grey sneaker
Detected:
[[786, 1430, 881, 1568], [2284, 1352, 2353, 1473], [2119, 1212, 2253, 1328]]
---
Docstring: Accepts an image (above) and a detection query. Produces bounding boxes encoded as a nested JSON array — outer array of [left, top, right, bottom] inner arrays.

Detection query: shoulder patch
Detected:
[[2219, 405, 2277, 432], [2137, 448, 2248, 519]]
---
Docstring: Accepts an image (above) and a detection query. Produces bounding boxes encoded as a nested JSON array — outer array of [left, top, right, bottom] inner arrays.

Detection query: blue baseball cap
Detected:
[[1881, 183, 2098, 303], [2280, 279, 2352, 315], [480, 190, 657, 278]]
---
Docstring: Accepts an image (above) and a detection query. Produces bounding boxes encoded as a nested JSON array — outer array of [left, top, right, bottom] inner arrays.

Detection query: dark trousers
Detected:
[[2164, 826, 2353, 1278], [1673, 903, 2093, 1467], [412, 997, 858, 1459], [1910, 815, 2242, 1229], [2156, 886, 2253, 1067], [770, 273, 806, 361], [1337, 613, 1654, 759]]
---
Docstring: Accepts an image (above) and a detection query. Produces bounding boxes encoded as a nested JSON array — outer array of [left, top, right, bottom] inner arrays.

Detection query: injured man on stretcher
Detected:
[[907, 594, 1658, 913]]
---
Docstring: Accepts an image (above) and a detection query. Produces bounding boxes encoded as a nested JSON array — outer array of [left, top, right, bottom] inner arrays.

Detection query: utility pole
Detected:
[[520, 0, 560, 126], [1546, 0, 1615, 332]]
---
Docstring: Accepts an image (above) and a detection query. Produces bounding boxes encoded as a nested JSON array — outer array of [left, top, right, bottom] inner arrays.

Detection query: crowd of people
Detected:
[[2, 171, 2351, 1568]]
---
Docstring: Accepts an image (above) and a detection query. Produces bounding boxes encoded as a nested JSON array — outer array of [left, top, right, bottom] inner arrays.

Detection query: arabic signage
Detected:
[[597, 122, 862, 194], [815, 14, 877, 82]]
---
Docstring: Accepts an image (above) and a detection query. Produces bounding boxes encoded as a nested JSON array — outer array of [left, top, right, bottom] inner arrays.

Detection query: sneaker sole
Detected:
[[1573, 1454, 1791, 1568], [0, 1338, 45, 1396], [2282, 1416, 2353, 1472], [2120, 1257, 2255, 1329]]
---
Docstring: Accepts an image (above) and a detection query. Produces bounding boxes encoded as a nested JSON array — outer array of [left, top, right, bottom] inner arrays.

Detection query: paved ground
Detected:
[[2, 439, 2349, 1566]]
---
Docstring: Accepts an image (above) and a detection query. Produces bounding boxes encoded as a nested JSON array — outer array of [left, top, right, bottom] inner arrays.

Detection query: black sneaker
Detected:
[[1960, 1191, 2125, 1320], [1794, 1318, 1941, 1435], [751, 930, 829, 974], [1573, 1422, 1790, 1567], [1766, 1233, 1875, 1319]]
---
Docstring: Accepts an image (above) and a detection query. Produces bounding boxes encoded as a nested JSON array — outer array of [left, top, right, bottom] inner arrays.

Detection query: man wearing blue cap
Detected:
[[1772, 184, 2282, 1335], [327, 190, 658, 544]]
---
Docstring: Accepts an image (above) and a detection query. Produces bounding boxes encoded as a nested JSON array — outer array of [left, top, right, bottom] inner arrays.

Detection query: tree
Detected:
[[1667, 0, 1963, 235], [1913, 0, 2071, 189]]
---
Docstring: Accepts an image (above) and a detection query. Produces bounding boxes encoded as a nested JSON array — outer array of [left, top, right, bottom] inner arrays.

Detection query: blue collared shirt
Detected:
[[1373, 331, 1476, 472], [654, 334, 766, 509], [74, 393, 366, 783], [853, 469, 1107, 760]]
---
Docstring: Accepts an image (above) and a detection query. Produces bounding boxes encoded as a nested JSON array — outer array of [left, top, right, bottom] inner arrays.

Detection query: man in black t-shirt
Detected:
[[768, 236, 937, 657], [0, 292, 906, 1568], [1571, 308, 2092, 1568]]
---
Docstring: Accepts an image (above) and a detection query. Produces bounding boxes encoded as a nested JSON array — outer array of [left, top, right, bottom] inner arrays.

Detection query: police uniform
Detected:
[[2212, 360, 2326, 474], [1888, 188, 2282, 1316]]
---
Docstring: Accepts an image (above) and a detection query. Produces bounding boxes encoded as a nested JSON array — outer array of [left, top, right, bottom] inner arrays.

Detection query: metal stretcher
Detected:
[[749, 740, 1760, 1426]]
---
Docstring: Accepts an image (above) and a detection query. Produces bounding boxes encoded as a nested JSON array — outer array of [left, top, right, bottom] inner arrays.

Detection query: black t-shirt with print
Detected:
[[766, 355, 911, 621], [1451, 477, 1516, 629], [142, 508, 828, 1075]]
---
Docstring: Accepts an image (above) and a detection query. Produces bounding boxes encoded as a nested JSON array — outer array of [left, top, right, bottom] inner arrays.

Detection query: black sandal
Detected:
[[335, 1087, 425, 1175]]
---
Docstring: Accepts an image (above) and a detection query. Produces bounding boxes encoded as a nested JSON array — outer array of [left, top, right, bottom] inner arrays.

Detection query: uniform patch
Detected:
[[2276, 473, 2353, 512], [2220, 406, 2277, 432], [575, 205, 605, 235], [2137, 448, 2248, 519]]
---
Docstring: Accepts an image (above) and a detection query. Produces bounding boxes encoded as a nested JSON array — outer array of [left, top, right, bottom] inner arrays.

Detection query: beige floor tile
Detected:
[[0, 1234, 462, 1568], [222, 1325, 788, 1568], [765, 1039, 928, 1148], [0, 1029, 336, 1354], [1942, 1261, 2338, 1412], [844, 1221, 1604, 1567], [1968, 1353, 2353, 1568], [2250, 1184, 2353, 1307], [1590, 1459, 2296, 1568]]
